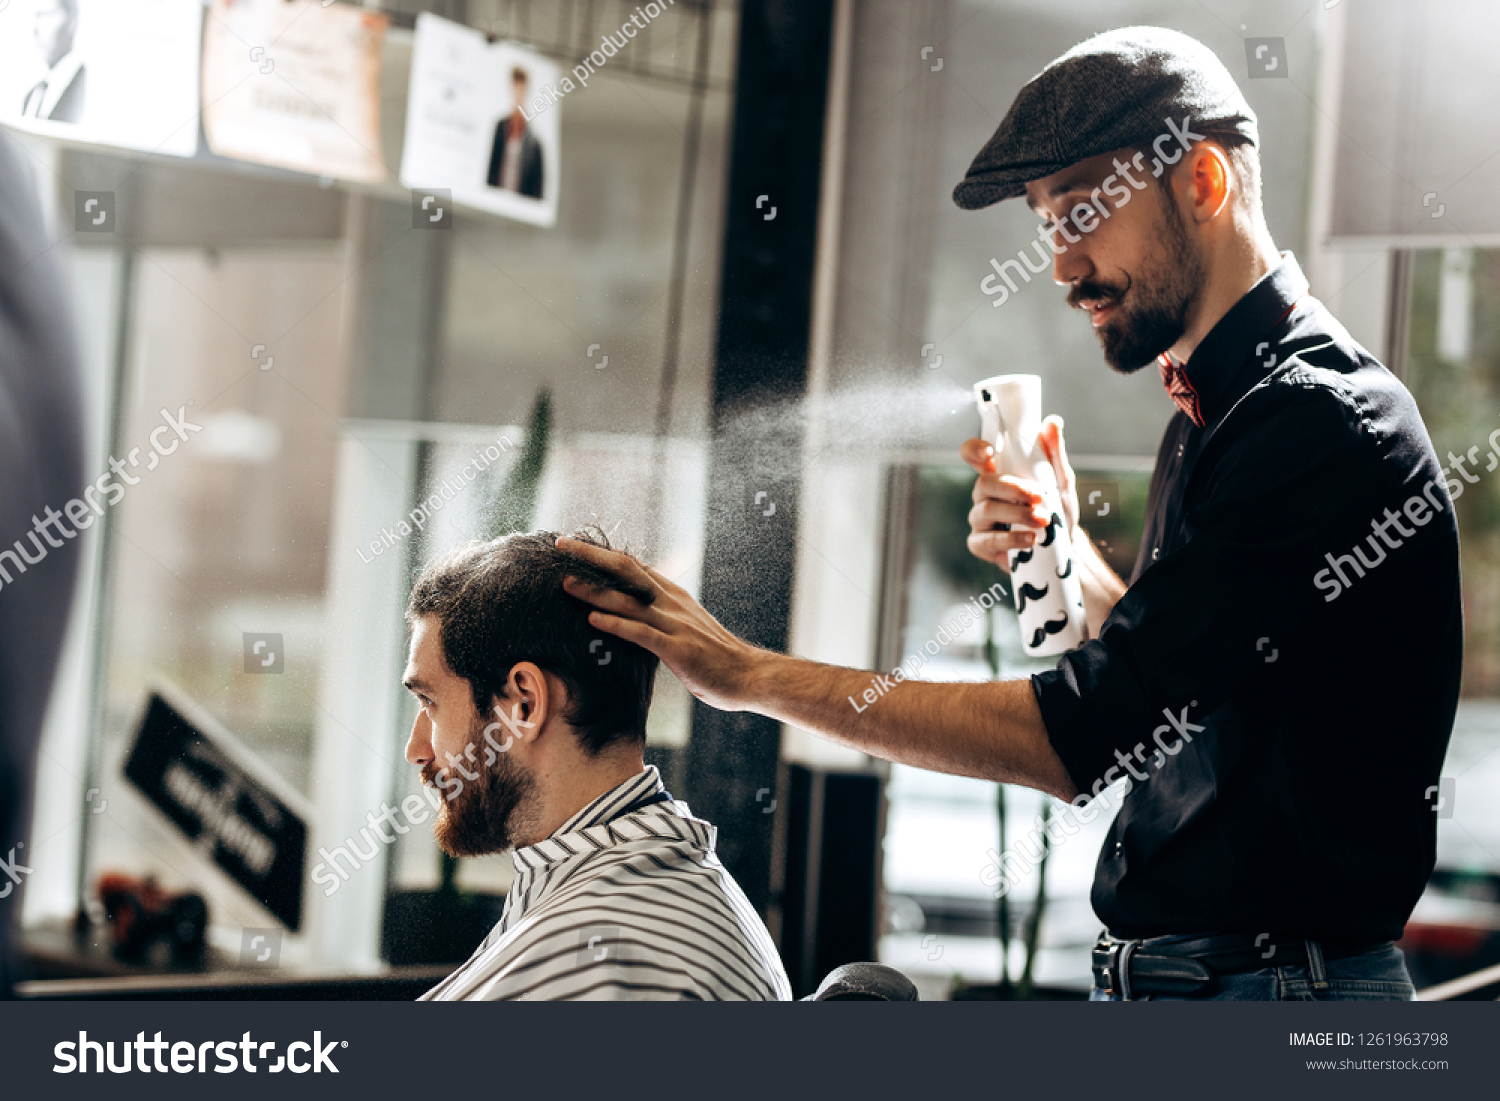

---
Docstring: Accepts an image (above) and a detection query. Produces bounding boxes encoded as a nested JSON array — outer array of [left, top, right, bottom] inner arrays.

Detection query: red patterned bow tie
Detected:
[[1157, 353, 1205, 427]]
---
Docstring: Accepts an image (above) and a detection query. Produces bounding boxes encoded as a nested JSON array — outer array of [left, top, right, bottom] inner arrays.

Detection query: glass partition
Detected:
[[22, 0, 738, 978]]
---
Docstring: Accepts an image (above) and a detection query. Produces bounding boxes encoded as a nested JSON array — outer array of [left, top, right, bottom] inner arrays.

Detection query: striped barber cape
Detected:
[[418, 765, 792, 1001]]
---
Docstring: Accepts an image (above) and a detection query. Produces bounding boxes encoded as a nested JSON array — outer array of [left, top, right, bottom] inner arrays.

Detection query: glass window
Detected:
[[26, 0, 738, 977], [877, 463, 1151, 993], [1396, 247, 1500, 988]]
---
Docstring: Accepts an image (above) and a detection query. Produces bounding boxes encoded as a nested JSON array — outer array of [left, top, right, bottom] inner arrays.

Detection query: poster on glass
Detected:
[[0, 0, 202, 157], [201, 0, 389, 183], [401, 12, 561, 228]]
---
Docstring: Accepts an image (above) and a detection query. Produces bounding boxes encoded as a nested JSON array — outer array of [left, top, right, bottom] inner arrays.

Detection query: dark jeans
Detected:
[[1089, 937, 1416, 1001]]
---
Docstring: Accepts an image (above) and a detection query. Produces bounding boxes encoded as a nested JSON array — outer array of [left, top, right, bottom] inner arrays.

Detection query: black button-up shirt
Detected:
[[1032, 254, 1463, 944]]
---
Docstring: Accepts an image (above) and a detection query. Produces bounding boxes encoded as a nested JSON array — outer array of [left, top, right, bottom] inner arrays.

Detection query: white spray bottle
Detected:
[[974, 374, 1086, 657]]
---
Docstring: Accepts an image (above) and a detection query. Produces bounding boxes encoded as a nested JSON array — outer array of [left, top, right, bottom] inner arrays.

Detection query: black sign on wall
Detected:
[[123, 690, 308, 930]]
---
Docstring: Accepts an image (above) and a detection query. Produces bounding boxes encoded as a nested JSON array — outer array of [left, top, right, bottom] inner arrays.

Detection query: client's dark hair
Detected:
[[405, 527, 657, 757]]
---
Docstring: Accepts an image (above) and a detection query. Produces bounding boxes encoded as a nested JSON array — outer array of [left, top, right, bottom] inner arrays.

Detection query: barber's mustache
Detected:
[[1066, 276, 1129, 310]]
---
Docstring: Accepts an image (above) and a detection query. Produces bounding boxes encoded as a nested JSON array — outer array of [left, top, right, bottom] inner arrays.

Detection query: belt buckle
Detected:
[[1096, 938, 1121, 997]]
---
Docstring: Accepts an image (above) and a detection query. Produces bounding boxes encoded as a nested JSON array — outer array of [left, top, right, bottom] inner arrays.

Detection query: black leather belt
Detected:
[[1091, 932, 1392, 999]]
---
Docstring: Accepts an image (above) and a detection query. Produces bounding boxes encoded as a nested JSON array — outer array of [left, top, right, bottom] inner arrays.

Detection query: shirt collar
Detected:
[[556, 764, 665, 835], [1168, 251, 1310, 426], [511, 765, 708, 873]]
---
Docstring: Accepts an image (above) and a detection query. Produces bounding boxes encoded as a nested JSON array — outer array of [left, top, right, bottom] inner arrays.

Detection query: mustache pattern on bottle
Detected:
[[1015, 581, 1050, 615], [1030, 613, 1071, 649], [1039, 513, 1061, 547]]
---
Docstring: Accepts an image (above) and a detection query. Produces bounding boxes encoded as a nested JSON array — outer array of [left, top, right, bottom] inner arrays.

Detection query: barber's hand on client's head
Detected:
[[961, 415, 1078, 570], [558, 537, 759, 713]]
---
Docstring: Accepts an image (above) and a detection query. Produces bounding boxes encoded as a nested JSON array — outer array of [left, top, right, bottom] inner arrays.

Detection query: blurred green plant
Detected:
[[487, 388, 553, 540], [1406, 250, 1500, 695], [915, 461, 1151, 996]]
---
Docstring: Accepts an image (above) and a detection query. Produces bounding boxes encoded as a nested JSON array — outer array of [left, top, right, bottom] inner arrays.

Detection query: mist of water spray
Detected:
[[706, 378, 979, 488]]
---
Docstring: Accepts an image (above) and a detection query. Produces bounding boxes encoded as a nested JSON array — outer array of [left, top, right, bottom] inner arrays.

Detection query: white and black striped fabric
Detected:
[[418, 766, 792, 1001]]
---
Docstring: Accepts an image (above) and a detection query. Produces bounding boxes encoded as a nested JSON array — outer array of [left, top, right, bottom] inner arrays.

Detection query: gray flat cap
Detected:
[[953, 26, 1257, 210]]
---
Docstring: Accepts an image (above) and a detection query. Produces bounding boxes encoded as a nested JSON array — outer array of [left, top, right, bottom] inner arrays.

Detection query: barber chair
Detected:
[[803, 962, 919, 1001]]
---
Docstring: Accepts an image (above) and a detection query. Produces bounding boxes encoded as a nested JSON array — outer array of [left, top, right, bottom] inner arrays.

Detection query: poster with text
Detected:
[[0, 0, 202, 157], [401, 13, 561, 228], [202, 0, 388, 183]]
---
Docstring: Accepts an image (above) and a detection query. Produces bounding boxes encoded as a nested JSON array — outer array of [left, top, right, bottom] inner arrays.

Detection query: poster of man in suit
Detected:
[[487, 67, 545, 199], [21, 0, 86, 124], [401, 13, 560, 228], [0, 0, 200, 158]]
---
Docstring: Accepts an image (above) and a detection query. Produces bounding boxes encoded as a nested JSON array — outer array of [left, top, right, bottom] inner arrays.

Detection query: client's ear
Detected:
[[501, 662, 551, 739]]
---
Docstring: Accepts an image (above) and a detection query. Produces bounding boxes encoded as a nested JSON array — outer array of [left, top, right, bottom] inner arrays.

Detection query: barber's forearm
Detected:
[[1076, 530, 1127, 638], [739, 651, 1077, 800]]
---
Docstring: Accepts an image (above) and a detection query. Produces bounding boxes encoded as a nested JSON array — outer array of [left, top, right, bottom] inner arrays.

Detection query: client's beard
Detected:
[[1068, 184, 1206, 374], [422, 710, 539, 857]]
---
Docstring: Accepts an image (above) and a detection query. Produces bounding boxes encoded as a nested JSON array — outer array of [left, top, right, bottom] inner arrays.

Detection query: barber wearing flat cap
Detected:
[[560, 27, 1462, 1001]]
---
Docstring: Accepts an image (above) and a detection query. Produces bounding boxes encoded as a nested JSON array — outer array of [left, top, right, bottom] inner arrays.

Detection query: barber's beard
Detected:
[[422, 711, 539, 857], [1070, 187, 1206, 374]]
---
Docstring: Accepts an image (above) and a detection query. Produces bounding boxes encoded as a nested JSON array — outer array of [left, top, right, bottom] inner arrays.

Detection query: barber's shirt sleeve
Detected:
[[1031, 379, 1389, 796]]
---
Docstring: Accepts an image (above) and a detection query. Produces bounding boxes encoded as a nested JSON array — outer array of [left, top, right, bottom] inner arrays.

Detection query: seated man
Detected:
[[404, 529, 791, 1001]]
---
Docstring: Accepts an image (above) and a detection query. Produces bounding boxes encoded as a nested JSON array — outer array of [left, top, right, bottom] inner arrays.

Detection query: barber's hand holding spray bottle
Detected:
[[971, 375, 1086, 656]]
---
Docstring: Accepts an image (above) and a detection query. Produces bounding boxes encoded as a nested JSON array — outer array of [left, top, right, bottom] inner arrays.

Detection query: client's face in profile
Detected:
[[404, 616, 538, 857], [423, 709, 536, 858]]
